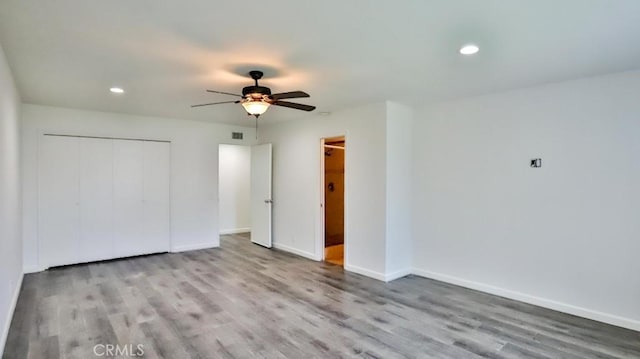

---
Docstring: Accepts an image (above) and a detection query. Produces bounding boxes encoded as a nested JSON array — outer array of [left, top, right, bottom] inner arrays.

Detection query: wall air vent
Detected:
[[232, 132, 243, 140]]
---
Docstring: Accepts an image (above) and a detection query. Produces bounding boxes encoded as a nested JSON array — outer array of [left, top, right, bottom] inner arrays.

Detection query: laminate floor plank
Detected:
[[3, 233, 639, 359]]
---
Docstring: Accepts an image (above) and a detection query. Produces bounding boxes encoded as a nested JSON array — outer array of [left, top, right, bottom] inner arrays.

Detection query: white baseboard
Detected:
[[1, 272, 24, 355], [385, 268, 412, 282], [344, 266, 411, 282], [273, 243, 319, 261], [171, 242, 219, 253], [344, 264, 387, 282], [219, 228, 251, 235], [23, 264, 44, 274], [412, 268, 640, 332]]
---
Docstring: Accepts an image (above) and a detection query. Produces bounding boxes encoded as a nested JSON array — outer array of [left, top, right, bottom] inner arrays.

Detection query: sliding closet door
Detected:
[[142, 141, 171, 253], [39, 136, 171, 268], [113, 139, 171, 257], [113, 140, 146, 257], [79, 138, 114, 262], [39, 135, 80, 268]]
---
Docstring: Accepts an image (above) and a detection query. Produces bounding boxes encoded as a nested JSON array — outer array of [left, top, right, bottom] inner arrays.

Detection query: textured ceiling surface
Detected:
[[1, 0, 639, 125]]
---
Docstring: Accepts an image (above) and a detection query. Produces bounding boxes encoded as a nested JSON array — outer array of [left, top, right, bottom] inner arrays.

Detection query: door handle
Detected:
[[264, 199, 273, 204]]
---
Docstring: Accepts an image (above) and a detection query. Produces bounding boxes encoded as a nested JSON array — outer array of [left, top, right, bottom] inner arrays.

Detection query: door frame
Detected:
[[318, 134, 348, 264]]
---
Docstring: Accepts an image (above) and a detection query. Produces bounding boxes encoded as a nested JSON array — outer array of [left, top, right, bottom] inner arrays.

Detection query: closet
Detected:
[[38, 135, 171, 268]]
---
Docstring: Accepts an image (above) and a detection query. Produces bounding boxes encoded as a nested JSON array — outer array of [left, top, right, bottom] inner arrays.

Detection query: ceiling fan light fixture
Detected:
[[242, 99, 270, 116], [192, 70, 315, 115]]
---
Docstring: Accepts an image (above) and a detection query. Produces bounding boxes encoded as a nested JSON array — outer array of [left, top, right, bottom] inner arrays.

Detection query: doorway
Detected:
[[218, 144, 251, 236], [323, 136, 345, 266]]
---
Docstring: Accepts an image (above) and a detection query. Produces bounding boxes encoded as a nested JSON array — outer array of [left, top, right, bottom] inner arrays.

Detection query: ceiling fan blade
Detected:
[[270, 91, 310, 100], [206, 90, 243, 97], [273, 101, 316, 112], [191, 100, 240, 108]]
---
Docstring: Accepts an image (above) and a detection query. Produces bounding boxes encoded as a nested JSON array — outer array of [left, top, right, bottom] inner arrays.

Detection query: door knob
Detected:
[[264, 199, 273, 204]]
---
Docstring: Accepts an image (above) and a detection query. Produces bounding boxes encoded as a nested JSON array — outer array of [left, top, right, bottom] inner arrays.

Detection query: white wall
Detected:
[[412, 70, 640, 331], [260, 101, 414, 281], [21, 104, 255, 272], [385, 102, 413, 280], [0, 43, 22, 355], [260, 102, 389, 280], [218, 144, 251, 234]]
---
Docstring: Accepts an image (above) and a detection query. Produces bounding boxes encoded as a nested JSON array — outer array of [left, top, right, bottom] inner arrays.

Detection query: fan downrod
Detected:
[[242, 70, 271, 97], [249, 70, 264, 83]]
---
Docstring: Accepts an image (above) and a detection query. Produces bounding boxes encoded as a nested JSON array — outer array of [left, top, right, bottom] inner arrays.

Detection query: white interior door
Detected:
[[39, 135, 80, 267], [113, 139, 146, 257], [79, 138, 114, 262], [250, 143, 273, 248], [142, 141, 171, 253]]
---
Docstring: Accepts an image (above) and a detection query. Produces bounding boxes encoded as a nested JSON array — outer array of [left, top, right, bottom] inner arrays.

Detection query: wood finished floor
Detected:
[[324, 245, 344, 266], [4, 233, 640, 359]]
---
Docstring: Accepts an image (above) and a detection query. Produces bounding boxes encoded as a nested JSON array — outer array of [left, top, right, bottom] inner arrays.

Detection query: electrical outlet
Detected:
[[530, 158, 542, 168]]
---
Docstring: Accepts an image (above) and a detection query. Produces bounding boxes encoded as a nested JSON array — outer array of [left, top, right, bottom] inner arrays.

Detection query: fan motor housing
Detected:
[[242, 85, 271, 98]]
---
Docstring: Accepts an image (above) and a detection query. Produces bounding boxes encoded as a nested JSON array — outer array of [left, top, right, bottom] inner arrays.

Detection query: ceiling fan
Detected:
[[192, 70, 316, 118]]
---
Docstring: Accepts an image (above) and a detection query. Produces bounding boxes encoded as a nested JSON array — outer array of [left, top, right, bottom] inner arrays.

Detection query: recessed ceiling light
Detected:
[[109, 87, 124, 94], [459, 44, 479, 55]]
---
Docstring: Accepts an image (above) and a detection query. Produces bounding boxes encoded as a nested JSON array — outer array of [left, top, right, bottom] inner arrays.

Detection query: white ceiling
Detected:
[[1, 0, 640, 126]]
